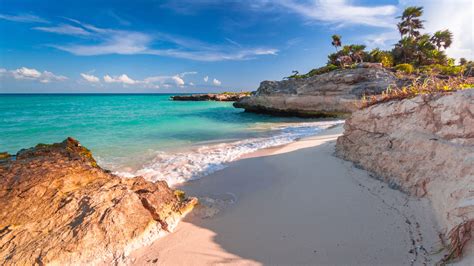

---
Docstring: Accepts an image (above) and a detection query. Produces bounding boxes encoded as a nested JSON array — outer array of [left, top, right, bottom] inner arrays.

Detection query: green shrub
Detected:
[[419, 64, 465, 76], [394, 63, 415, 74], [306, 64, 338, 76]]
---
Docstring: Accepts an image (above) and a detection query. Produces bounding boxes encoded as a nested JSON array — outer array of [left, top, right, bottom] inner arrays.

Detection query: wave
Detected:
[[115, 120, 344, 186]]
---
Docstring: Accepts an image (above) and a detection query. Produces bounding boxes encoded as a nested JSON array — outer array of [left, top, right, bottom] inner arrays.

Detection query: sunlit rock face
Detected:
[[0, 137, 197, 265], [336, 89, 474, 262], [234, 64, 401, 117]]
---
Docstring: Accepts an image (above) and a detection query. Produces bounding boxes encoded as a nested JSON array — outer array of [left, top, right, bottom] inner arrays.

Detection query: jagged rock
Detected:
[[0, 138, 197, 265], [171, 92, 249, 102], [234, 67, 402, 117], [335, 89, 474, 262]]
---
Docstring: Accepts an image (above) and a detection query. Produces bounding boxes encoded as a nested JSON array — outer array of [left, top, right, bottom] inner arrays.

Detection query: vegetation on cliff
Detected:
[[287, 6, 472, 80]]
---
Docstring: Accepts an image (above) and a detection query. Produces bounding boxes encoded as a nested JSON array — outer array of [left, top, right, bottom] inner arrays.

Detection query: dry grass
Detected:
[[360, 75, 474, 108], [440, 220, 473, 264]]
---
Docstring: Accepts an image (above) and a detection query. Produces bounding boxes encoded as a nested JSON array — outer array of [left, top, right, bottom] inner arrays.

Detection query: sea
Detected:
[[0, 94, 343, 186]]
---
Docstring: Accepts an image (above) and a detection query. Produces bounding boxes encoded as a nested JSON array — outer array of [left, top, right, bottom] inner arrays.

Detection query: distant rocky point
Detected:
[[171, 92, 250, 102], [336, 89, 474, 263], [0, 138, 197, 265], [234, 63, 404, 117]]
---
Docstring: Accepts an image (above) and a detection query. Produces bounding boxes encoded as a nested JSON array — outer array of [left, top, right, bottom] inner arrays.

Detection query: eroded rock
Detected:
[[0, 137, 197, 265], [336, 89, 474, 262], [234, 66, 403, 117], [171, 92, 249, 102]]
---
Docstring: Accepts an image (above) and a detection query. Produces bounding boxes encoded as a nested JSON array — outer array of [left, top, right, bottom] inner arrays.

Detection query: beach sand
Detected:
[[129, 125, 444, 265]]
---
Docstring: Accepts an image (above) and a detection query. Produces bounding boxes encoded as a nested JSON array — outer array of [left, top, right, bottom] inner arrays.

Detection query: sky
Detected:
[[0, 0, 472, 93]]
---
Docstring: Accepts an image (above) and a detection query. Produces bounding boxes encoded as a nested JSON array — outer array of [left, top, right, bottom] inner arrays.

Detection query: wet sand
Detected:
[[129, 125, 444, 265]]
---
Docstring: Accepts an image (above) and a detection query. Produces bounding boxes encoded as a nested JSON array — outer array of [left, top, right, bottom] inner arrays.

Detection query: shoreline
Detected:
[[128, 125, 445, 265]]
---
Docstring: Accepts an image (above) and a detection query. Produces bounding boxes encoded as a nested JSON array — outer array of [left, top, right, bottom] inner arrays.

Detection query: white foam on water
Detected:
[[115, 120, 344, 186]]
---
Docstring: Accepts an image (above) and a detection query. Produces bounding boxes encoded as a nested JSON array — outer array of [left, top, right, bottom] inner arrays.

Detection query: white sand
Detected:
[[129, 125, 444, 265]]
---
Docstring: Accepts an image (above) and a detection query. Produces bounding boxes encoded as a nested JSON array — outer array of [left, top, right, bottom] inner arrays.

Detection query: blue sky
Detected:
[[0, 0, 472, 93]]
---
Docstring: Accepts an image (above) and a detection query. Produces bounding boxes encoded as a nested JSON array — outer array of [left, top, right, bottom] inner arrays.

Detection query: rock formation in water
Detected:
[[0, 138, 197, 265], [171, 92, 249, 101], [234, 64, 402, 117], [336, 89, 474, 262]]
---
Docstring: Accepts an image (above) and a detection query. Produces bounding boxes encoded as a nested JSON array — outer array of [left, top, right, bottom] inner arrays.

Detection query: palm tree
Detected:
[[430, 30, 453, 51], [331, 35, 342, 52], [397, 6, 424, 39]]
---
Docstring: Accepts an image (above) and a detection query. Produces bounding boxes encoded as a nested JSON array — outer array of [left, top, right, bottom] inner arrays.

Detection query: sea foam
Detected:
[[116, 120, 343, 186]]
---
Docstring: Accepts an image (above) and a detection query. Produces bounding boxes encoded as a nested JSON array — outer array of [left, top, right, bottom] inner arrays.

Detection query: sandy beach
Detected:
[[129, 125, 445, 265]]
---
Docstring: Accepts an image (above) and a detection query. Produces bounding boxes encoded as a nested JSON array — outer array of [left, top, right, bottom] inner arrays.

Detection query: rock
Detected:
[[171, 92, 249, 102], [0, 137, 197, 265], [0, 152, 10, 160], [335, 89, 474, 262], [233, 67, 402, 117]]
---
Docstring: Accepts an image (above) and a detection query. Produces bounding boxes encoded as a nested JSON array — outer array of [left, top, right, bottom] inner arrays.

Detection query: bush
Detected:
[[286, 64, 339, 79], [306, 64, 338, 76], [360, 76, 474, 108], [369, 49, 394, 67], [419, 64, 465, 76], [394, 63, 415, 74]]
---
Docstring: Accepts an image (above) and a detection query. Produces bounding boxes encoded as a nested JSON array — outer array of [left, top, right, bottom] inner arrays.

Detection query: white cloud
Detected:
[[80, 73, 100, 83], [103, 74, 137, 84], [253, 0, 398, 28], [12, 67, 41, 79], [189, 82, 195, 86], [28, 18, 278, 61], [363, 31, 400, 50], [0, 13, 48, 23], [212, 78, 222, 86], [203, 76, 209, 82], [34, 24, 91, 36], [5, 67, 67, 83], [171, 75, 185, 86], [101, 71, 195, 88]]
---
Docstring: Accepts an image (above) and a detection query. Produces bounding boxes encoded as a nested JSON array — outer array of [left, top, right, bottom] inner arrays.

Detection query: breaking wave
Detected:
[[116, 120, 343, 186]]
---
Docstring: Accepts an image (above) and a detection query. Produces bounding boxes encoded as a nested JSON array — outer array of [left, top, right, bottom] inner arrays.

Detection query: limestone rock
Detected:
[[234, 67, 402, 117], [171, 92, 249, 102], [336, 89, 474, 262], [0, 137, 197, 265]]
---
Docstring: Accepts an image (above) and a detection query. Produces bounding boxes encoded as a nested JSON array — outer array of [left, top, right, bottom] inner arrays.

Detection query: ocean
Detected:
[[0, 94, 343, 186]]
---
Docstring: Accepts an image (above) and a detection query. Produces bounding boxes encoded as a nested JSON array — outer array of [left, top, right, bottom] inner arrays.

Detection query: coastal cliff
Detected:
[[0, 138, 197, 265], [234, 64, 402, 117], [335, 89, 474, 262]]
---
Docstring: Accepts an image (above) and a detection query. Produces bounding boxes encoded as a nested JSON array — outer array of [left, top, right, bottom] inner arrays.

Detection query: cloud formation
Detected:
[[212, 78, 221, 86], [2, 67, 68, 83], [80, 73, 100, 83], [100, 71, 197, 88], [267, 0, 397, 28], [27, 18, 278, 61], [103, 74, 137, 84], [34, 24, 91, 36], [0, 13, 48, 23]]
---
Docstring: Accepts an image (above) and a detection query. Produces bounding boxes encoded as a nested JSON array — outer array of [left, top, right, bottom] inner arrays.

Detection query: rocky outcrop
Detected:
[[336, 89, 474, 262], [171, 92, 249, 102], [234, 65, 402, 117], [0, 138, 197, 265]]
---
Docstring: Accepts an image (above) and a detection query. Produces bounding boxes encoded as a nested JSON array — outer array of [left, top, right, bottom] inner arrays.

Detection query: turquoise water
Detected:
[[0, 94, 342, 185]]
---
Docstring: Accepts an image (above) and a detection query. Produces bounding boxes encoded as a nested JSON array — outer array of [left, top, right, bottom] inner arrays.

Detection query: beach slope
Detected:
[[130, 126, 444, 265]]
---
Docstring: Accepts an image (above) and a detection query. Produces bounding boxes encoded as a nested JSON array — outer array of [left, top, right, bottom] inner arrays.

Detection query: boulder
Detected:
[[0, 138, 197, 265], [336, 89, 474, 262], [234, 67, 401, 117]]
